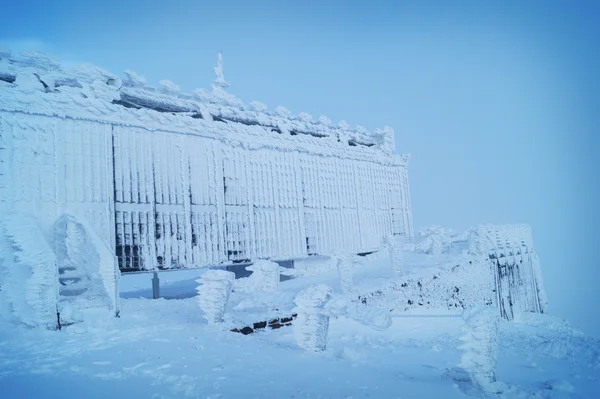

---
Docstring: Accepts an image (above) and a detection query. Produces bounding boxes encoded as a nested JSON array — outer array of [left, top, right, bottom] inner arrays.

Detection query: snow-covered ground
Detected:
[[1, 258, 598, 399]]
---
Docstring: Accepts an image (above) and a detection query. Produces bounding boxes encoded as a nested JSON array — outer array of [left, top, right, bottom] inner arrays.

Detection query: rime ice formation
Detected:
[[0, 50, 412, 278], [0, 214, 59, 329], [293, 285, 333, 352], [0, 49, 548, 330], [196, 270, 235, 324]]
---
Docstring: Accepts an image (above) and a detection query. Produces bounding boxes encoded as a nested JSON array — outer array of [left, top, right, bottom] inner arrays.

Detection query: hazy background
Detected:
[[2, 0, 598, 336]]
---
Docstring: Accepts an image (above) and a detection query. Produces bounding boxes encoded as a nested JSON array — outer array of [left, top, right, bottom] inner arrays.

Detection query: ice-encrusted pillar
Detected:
[[293, 285, 333, 352], [385, 234, 407, 278], [246, 260, 280, 292], [196, 270, 235, 324], [335, 255, 357, 294], [458, 306, 500, 389]]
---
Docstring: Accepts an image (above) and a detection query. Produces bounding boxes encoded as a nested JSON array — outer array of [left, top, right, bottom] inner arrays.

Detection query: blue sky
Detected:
[[1, 1, 599, 336]]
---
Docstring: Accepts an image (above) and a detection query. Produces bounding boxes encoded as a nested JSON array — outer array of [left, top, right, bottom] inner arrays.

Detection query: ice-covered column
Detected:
[[458, 306, 500, 390], [246, 260, 280, 292], [196, 270, 235, 324], [335, 255, 356, 295], [293, 285, 333, 352], [385, 235, 406, 278]]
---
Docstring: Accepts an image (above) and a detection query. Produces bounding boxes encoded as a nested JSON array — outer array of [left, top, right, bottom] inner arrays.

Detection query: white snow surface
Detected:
[[1, 253, 598, 398]]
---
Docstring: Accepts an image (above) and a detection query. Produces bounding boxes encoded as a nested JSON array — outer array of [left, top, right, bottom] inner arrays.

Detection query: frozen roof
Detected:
[[0, 50, 405, 162]]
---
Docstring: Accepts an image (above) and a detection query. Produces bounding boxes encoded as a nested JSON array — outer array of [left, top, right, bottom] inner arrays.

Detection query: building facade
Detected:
[[0, 51, 413, 273]]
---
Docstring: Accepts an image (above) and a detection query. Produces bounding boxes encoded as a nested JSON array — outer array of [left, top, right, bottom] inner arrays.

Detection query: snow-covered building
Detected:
[[0, 50, 413, 274]]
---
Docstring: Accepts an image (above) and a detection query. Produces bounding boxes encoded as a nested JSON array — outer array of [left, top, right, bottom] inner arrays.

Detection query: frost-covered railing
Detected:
[[354, 224, 547, 321], [471, 224, 547, 320], [55, 214, 120, 317], [0, 213, 60, 329]]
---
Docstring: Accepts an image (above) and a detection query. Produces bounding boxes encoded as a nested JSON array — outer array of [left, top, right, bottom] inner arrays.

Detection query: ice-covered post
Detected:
[[293, 285, 333, 352], [385, 235, 405, 278], [246, 260, 280, 292], [458, 306, 500, 390], [335, 255, 356, 295], [196, 270, 235, 324], [431, 233, 443, 266], [152, 272, 160, 299]]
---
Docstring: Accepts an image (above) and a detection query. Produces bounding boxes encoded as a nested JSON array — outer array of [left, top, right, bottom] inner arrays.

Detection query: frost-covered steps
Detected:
[[54, 214, 120, 325]]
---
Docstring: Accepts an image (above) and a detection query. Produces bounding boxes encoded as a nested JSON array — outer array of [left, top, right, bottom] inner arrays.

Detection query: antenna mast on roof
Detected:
[[213, 51, 230, 90]]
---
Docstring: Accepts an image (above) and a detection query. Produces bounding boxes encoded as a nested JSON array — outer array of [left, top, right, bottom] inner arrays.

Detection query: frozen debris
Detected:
[[250, 101, 267, 112], [338, 120, 350, 129], [196, 270, 235, 324], [293, 285, 333, 352], [298, 112, 312, 122], [318, 115, 332, 125], [14, 72, 46, 93], [275, 106, 291, 118], [355, 125, 368, 134], [458, 306, 500, 390], [19, 51, 61, 71], [123, 69, 147, 88], [0, 50, 403, 156], [159, 79, 180, 95], [373, 126, 395, 153], [0, 213, 59, 329]]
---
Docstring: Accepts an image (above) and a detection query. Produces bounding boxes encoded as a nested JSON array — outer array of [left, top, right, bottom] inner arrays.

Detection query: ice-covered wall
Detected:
[[0, 50, 413, 272]]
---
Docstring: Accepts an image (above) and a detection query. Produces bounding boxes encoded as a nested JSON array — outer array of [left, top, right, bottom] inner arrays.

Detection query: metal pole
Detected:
[[152, 271, 160, 299]]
